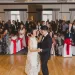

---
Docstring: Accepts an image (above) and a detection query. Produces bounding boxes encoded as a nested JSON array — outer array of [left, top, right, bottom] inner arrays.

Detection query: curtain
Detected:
[[20, 11, 27, 24], [52, 10, 58, 21], [70, 11, 75, 22], [5, 11, 11, 22]]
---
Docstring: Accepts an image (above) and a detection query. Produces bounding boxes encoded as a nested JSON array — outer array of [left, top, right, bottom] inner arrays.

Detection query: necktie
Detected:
[[41, 36, 45, 42]]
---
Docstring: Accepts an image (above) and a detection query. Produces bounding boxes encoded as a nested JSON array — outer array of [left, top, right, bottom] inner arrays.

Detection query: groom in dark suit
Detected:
[[38, 26, 52, 75]]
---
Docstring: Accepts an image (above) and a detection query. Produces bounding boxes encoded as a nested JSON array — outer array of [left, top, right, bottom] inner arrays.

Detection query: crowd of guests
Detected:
[[0, 19, 75, 55]]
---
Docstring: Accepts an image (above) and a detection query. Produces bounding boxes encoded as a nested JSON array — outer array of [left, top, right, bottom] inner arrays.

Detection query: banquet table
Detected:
[[62, 38, 72, 57], [9, 37, 24, 54], [71, 46, 75, 55]]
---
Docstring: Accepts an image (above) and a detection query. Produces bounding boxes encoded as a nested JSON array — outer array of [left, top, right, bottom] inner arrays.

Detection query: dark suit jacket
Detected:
[[38, 34, 52, 60], [11, 25, 16, 34], [65, 32, 73, 39]]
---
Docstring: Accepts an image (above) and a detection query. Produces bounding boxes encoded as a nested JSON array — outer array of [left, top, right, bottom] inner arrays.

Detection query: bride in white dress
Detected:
[[25, 28, 41, 75]]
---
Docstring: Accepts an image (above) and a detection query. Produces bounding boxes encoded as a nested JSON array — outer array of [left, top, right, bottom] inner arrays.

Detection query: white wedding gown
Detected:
[[25, 37, 40, 75]]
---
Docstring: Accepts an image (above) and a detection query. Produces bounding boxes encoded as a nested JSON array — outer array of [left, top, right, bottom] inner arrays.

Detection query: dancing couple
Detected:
[[25, 26, 52, 75]]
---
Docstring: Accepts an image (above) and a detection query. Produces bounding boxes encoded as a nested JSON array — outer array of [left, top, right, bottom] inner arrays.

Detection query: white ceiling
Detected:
[[0, 0, 75, 3]]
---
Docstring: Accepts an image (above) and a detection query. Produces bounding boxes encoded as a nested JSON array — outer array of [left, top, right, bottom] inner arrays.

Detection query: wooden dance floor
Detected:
[[0, 55, 75, 75]]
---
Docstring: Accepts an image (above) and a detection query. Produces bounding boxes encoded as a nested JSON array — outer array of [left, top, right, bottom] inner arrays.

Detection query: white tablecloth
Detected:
[[62, 44, 72, 57], [9, 38, 24, 54], [71, 46, 75, 55]]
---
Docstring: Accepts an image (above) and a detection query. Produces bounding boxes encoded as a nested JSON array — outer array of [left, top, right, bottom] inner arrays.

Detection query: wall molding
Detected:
[[36, 9, 60, 11], [59, 12, 70, 13], [0, 12, 5, 13], [4, 9, 27, 11], [0, 2, 75, 5], [69, 9, 75, 11]]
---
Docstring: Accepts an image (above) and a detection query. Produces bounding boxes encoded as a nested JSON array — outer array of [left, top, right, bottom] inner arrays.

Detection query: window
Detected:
[[11, 11, 20, 23], [42, 11, 52, 22]]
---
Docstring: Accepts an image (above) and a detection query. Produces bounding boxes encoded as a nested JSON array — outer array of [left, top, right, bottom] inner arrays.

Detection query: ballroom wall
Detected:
[[0, 4, 75, 22], [42, 4, 75, 21], [0, 5, 28, 21], [28, 4, 42, 21]]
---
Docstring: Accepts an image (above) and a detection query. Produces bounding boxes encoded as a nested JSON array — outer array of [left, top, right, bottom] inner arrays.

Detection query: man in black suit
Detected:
[[39, 26, 52, 75]]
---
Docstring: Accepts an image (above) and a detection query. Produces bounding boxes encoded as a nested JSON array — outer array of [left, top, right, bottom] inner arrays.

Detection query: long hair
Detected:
[[27, 27, 37, 37]]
